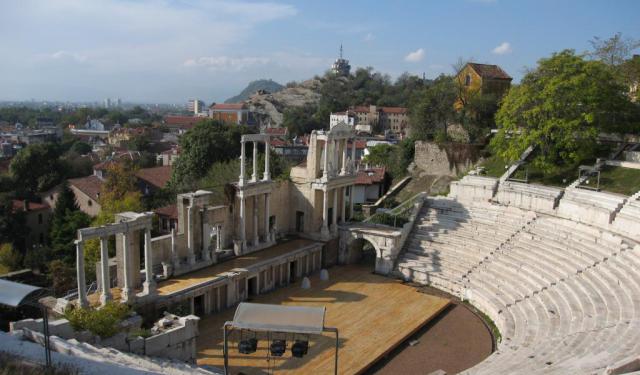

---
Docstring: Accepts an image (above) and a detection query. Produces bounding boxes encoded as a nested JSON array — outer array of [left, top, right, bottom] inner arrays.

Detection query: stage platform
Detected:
[[156, 239, 320, 295], [196, 264, 451, 374]]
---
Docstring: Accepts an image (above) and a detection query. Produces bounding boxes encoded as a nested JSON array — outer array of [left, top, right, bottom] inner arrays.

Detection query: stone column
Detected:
[[202, 210, 211, 262], [253, 196, 259, 246], [75, 240, 88, 308], [263, 139, 271, 181], [121, 232, 132, 303], [251, 141, 258, 182], [187, 204, 195, 265], [349, 186, 354, 220], [239, 193, 246, 250], [332, 188, 338, 233], [99, 237, 111, 305], [170, 228, 178, 268], [351, 138, 356, 171], [333, 139, 339, 176], [341, 187, 347, 223], [143, 228, 156, 296], [321, 189, 329, 237], [322, 139, 329, 178], [264, 193, 270, 242], [341, 139, 348, 175], [239, 141, 246, 186]]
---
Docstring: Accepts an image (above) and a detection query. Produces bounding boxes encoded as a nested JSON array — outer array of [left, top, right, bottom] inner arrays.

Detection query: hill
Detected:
[[224, 79, 285, 103]]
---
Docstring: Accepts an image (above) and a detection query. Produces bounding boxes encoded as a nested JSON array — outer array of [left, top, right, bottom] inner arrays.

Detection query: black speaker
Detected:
[[270, 339, 286, 357], [291, 340, 309, 358]]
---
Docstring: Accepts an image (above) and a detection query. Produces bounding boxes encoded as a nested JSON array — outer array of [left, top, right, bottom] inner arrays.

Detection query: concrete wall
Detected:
[[414, 141, 480, 177], [70, 185, 101, 217]]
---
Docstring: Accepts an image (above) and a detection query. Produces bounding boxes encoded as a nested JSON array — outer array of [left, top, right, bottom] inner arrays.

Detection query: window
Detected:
[[39, 233, 44, 244], [38, 213, 43, 224], [465, 74, 472, 86], [88, 200, 92, 207]]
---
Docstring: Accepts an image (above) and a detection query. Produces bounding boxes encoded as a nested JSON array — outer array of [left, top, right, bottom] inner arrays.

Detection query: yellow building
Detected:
[[455, 62, 512, 108]]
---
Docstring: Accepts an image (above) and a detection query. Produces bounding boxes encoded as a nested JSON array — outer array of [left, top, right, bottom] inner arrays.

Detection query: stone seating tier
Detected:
[[396, 198, 640, 374]]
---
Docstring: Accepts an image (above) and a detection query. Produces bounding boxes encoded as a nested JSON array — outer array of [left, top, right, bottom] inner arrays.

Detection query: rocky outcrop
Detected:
[[245, 79, 322, 126]]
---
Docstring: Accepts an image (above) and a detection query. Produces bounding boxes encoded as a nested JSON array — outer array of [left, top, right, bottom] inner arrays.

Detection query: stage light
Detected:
[[292, 340, 309, 358], [270, 339, 286, 357], [238, 330, 258, 354]]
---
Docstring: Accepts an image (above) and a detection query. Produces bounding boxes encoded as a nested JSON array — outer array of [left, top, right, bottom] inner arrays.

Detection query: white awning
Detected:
[[231, 303, 326, 334], [0, 279, 42, 307]]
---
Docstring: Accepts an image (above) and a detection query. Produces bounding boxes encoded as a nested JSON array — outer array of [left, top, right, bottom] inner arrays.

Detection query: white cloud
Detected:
[[364, 33, 375, 42], [405, 48, 425, 63], [48, 50, 87, 63], [492, 42, 512, 55], [184, 56, 271, 71]]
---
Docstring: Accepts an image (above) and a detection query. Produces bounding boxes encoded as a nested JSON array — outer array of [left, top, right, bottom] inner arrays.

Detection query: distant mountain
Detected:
[[225, 79, 285, 103]]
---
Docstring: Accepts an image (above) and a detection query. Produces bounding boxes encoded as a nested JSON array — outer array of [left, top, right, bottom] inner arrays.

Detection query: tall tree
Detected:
[[491, 50, 635, 172], [409, 75, 458, 140], [9, 143, 65, 197], [589, 32, 640, 67], [169, 120, 249, 191]]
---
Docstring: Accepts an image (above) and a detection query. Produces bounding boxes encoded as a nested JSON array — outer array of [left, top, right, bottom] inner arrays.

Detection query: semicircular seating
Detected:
[[396, 197, 640, 374]]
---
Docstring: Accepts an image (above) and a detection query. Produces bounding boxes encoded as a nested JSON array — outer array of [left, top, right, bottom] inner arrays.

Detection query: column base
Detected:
[[187, 253, 196, 265], [120, 287, 133, 304], [143, 281, 157, 296], [78, 298, 89, 309], [99, 293, 112, 306], [320, 226, 330, 238]]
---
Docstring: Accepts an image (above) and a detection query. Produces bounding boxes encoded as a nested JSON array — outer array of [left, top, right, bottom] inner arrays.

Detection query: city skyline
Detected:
[[1, 0, 638, 103]]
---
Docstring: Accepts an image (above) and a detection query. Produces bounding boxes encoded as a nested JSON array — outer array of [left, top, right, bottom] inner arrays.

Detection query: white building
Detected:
[[187, 99, 206, 115], [330, 111, 355, 129]]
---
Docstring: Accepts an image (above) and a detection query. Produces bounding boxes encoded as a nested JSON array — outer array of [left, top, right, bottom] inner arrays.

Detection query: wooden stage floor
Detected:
[[196, 264, 451, 375]]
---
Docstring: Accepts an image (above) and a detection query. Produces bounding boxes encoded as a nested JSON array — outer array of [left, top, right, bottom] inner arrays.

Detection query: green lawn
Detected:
[[480, 155, 509, 178], [0, 264, 8, 275], [580, 166, 640, 196]]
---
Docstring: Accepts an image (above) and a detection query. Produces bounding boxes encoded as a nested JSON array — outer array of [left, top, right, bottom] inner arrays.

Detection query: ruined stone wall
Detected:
[[414, 141, 481, 177]]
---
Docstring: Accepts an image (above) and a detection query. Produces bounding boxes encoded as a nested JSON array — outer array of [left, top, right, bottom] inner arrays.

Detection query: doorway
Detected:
[[193, 295, 205, 316], [296, 211, 304, 232], [248, 276, 258, 297], [289, 260, 298, 283]]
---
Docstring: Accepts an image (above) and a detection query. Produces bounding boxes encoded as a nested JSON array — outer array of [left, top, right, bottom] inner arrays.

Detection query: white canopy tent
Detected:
[[0, 279, 42, 307], [223, 302, 339, 374]]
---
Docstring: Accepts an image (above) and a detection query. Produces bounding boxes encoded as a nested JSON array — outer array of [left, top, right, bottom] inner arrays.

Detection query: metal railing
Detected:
[[363, 192, 426, 228]]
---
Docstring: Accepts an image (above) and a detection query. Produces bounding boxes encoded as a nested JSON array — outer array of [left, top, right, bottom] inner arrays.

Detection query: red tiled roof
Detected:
[[351, 106, 371, 113], [163, 116, 201, 128], [269, 138, 288, 147], [211, 103, 246, 111], [265, 127, 287, 136], [347, 140, 367, 149], [380, 107, 407, 114], [467, 63, 512, 80], [136, 165, 172, 189], [154, 204, 177, 219], [355, 167, 386, 185], [12, 199, 50, 212], [68, 175, 104, 201]]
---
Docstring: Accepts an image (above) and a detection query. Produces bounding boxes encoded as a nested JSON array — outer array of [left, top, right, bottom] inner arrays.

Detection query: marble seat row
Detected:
[[396, 197, 640, 374]]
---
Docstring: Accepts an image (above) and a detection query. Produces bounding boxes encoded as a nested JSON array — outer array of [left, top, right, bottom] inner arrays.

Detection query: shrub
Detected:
[[65, 302, 130, 338]]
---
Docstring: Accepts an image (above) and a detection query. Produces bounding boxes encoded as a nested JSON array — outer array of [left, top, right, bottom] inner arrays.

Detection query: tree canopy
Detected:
[[491, 50, 637, 172], [169, 120, 250, 191]]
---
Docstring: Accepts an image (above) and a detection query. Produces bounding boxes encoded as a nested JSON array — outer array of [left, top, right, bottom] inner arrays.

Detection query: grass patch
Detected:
[[580, 166, 640, 196], [0, 264, 8, 275], [479, 155, 509, 178], [462, 300, 502, 344], [0, 352, 78, 375]]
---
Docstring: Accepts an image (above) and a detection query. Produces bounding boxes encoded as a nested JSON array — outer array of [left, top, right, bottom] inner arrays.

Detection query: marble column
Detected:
[[333, 139, 339, 176], [351, 138, 356, 170], [239, 194, 246, 251], [331, 188, 338, 233], [349, 186, 354, 220], [251, 141, 258, 182], [187, 205, 195, 265], [99, 237, 111, 305], [322, 139, 329, 178], [239, 141, 246, 186], [263, 140, 271, 181], [76, 240, 88, 308], [121, 232, 132, 303], [253, 196, 259, 246], [341, 187, 347, 223], [341, 139, 348, 175], [321, 189, 329, 237], [264, 192, 271, 242], [202, 210, 211, 262], [143, 228, 156, 296], [170, 228, 178, 268]]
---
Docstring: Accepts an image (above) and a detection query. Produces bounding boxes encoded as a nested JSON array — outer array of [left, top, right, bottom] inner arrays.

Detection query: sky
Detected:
[[1, 0, 639, 104]]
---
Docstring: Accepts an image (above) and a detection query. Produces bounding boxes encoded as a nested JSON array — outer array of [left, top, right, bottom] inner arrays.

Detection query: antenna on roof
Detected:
[[340, 44, 343, 59]]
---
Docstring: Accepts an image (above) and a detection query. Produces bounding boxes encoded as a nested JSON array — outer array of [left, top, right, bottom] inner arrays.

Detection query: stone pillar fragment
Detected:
[[321, 189, 329, 237], [121, 232, 133, 304], [99, 237, 111, 305], [76, 240, 88, 308], [143, 228, 156, 296]]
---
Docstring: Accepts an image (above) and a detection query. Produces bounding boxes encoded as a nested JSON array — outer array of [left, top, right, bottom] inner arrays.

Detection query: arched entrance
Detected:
[[346, 238, 378, 269]]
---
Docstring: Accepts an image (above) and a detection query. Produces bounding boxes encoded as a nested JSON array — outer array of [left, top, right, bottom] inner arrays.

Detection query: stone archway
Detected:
[[346, 237, 379, 269]]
